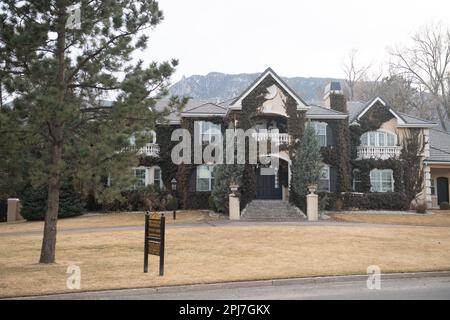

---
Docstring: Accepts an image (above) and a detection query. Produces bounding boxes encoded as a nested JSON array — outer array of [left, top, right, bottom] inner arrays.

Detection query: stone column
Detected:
[[306, 188, 319, 221], [424, 164, 432, 209], [229, 193, 240, 220], [7, 198, 23, 222]]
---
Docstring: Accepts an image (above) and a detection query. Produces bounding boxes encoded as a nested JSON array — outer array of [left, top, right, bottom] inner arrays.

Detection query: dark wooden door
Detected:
[[437, 177, 449, 204], [256, 170, 282, 200]]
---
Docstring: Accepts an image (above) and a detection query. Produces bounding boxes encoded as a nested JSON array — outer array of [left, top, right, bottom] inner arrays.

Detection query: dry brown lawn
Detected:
[[0, 210, 220, 234], [331, 210, 450, 227], [1, 221, 450, 298]]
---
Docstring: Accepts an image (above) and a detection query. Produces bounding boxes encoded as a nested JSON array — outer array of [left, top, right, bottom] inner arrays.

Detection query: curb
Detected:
[[8, 270, 450, 299]]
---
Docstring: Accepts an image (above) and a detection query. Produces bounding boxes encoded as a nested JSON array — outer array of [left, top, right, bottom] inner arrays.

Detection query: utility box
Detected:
[[7, 198, 23, 222]]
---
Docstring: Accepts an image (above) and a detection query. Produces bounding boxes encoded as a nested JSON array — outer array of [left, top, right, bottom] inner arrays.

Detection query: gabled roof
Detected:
[[349, 97, 436, 128], [228, 67, 309, 111]]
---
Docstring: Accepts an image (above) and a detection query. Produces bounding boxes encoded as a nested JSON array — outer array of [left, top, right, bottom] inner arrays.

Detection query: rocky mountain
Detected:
[[169, 72, 344, 103]]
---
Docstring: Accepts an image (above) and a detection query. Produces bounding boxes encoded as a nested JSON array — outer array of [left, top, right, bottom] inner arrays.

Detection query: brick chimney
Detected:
[[323, 81, 347, 112]]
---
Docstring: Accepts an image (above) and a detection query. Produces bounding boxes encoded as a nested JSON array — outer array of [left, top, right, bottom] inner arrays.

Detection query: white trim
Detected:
[[306, 114, 348, 120], [397, 123, 436, 128], [181, 113, 226, 118], [229, 69, 309, 111]]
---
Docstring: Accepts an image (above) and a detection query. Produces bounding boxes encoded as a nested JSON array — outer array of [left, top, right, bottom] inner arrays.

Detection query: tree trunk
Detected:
[[39, 3, 66, 264], [39, 138, 62, 263]]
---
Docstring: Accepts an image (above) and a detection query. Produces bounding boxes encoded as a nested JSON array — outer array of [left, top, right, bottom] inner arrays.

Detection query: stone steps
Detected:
[[241, 200, 306, 221]]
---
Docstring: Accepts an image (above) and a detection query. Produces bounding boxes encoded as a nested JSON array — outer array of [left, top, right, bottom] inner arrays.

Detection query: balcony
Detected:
[[138, 143, 160, 157], [252, 132, 291, 145], [357, 146, 401, 160]]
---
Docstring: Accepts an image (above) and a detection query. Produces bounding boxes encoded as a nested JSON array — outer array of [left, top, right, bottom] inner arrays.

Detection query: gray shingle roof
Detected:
[[397, 113, 436, 126], [306, 104, 348, 118], [347, 101, 367, 122], [181, 102, 228, 116], [427, 128, 450, 163]]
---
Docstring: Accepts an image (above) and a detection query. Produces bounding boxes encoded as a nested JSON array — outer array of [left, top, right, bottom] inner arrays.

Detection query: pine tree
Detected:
[[290, 123, 323, 209], [0, 1, 180, 263]]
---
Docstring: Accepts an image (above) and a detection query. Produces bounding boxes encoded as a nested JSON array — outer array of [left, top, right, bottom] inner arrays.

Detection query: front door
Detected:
[[256, 169, 282, 200], [437, 177, 449, 204]]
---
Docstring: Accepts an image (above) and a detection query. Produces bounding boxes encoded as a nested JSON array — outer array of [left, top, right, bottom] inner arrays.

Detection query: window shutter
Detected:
[[330, 166, 337, 193], [189, 169, 197, 192], [326, 123, 334, 146]]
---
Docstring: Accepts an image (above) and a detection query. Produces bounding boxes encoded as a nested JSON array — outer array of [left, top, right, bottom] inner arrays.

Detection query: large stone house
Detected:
[[135, 68, 450, 211]]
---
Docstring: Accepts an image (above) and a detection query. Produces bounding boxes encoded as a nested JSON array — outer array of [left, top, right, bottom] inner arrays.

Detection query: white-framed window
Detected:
[[196, 165, 215, 192], [319, 166, 330, 192], [352, 169, 363, 192], [134, 168, 146, 189], [370, 169, 394, 192], [310, 122, 327, 147], [196, 121, 221, 143], [154, 167, 162, 188], [360, 130, 396, 147]]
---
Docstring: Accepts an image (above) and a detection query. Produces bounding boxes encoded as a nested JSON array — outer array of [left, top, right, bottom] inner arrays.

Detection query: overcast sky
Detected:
[[141, 0, 450, 82]]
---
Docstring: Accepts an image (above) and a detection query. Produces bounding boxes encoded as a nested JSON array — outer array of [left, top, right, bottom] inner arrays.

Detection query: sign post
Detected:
[[143, 211, 165, 275]]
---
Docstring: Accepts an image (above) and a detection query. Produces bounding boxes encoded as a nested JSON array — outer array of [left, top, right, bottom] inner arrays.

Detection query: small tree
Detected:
[[212, 164, 244, 213], [400, 129, 425, 208], [290, 123, 323, 210]]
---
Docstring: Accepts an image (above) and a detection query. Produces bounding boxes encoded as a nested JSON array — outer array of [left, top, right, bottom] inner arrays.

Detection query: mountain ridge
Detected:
[[169, 72, 344, 103]]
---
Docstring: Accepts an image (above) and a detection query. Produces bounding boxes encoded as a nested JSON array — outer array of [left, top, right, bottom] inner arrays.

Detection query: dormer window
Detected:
[[360, 130, 396, 147]]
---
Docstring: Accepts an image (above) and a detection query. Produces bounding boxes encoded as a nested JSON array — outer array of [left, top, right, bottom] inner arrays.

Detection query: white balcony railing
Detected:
[[357, 146, 401, 160], [138, 143, 160, 157], [252, 132, 291, 145]]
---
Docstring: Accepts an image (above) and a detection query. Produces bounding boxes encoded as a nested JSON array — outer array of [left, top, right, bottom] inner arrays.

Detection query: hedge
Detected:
[[318, 192, 409, 211]]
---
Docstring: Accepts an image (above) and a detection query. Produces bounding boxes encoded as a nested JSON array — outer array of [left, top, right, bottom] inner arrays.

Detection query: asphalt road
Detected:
[[17, 273, 450, 300]]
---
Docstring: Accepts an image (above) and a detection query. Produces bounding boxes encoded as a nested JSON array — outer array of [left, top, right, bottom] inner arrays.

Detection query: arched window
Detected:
[[360, 130, 396, 147], [310, 122, 327, 147]]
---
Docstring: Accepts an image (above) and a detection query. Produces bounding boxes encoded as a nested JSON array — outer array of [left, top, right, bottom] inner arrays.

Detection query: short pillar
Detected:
[[229, 194, 240, 221], [306, 194, 319, 221], [7, 198, 23, 222]]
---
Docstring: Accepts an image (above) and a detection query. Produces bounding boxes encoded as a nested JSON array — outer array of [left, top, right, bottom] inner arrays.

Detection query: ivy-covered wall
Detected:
[[176, 117, 225, 209], [229, 75, 307, 209]]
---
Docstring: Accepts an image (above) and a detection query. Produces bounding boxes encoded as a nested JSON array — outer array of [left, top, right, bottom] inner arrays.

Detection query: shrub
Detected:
[[0, 199, 7, 222], [20, 181, 85, 221], [415, 202, 427, 214], [440, 202, 450, 210], [123, 185, 168, 211], [166, 196, 179, 211], [208, 195, 217, 212], [319, 192, 409, 211]]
